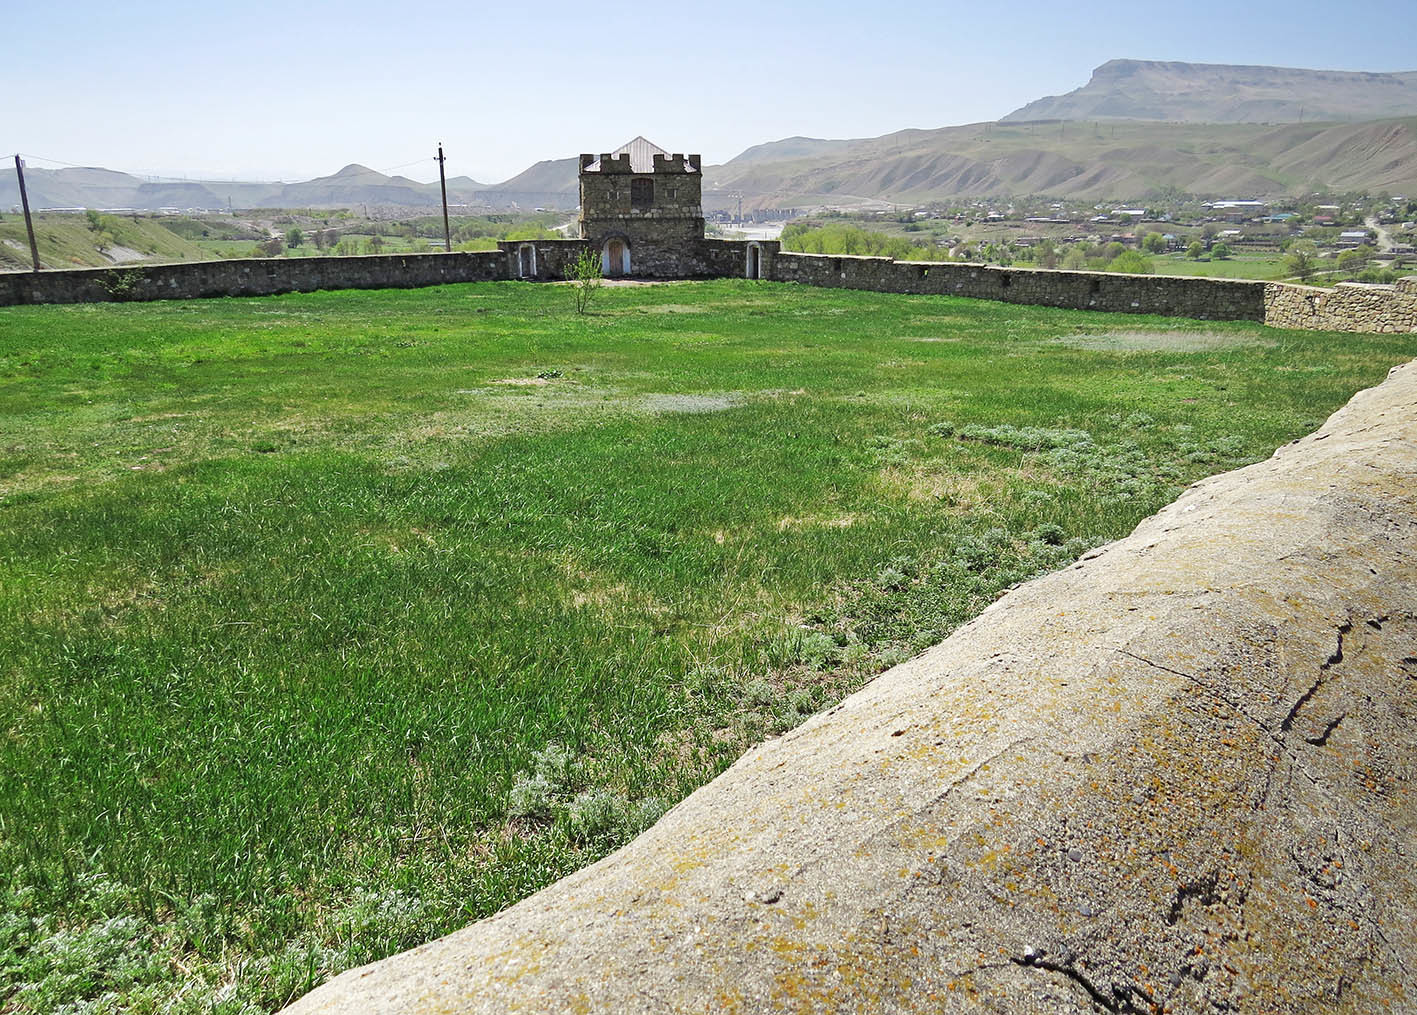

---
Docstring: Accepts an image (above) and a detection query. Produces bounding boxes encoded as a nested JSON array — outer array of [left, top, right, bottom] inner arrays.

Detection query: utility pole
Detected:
[[436, 143, 451, 252], [726, 191, 742, 225], [13, 155, 40, 271]]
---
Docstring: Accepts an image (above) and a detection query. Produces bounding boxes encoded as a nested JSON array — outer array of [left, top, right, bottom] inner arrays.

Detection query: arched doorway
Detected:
[[746, 242, 762, 279], [602, 238, 630, 277], [518, 244, 537, 278]]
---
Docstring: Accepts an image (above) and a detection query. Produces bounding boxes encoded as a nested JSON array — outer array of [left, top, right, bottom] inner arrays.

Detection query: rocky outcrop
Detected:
[[284, 361, 1417, 1014]]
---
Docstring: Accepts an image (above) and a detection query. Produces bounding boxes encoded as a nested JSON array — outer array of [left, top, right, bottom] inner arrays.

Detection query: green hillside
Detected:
[[0, 212, 214, 270]]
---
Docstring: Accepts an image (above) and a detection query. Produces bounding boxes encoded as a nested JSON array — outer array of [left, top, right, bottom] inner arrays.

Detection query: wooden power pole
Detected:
[[14, 155, 40, 271], [436, 143, 451, 252]]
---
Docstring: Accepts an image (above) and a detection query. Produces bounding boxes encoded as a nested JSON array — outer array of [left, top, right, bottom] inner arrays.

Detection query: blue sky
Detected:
[[4, 0, 1416, 183]]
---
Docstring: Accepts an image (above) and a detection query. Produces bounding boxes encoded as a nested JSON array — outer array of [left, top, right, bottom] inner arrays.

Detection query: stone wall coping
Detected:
[[783, 252, 1272, 287]]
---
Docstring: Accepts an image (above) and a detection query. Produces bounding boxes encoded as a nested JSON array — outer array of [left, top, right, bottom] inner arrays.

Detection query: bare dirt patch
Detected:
[[642, 393, 736, 414], [1053, 329, 1275, 352], [128, 412, 192, 423], [776, 513, 859, 531], [879, 465, 996, 506], [102, 245, 147, 264], [639, 304, 704, 314]]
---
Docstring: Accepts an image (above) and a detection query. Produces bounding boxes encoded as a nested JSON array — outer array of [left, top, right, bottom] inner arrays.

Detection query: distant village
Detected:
[[713, 194, 1415, 257], [706, 191, 1417, 283]]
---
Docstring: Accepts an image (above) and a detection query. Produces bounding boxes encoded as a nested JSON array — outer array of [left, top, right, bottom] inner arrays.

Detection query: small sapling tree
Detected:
[[565, 247, 603, 314], [1286, 240, 1318, 283]]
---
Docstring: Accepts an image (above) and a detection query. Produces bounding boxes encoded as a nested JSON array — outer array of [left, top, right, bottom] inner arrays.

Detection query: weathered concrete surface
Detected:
[[285, 362, 1417, 1014]]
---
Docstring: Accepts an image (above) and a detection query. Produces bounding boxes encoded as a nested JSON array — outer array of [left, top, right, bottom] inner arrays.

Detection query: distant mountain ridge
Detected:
[[704, 117, 1417, 208], [9, 59, 1417, 213], [1004, 59, 1417, 124], [0, 158, 589, 214]]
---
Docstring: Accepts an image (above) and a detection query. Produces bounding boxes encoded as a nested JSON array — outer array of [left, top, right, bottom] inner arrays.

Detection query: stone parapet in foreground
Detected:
[[285, 361, 1417, 1013]]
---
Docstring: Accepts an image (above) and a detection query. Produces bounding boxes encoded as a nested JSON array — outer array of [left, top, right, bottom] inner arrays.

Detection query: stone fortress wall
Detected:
[[768, 249, 1417, 332], [3, 244, 1413, 334], [1, 127, 1413, 334], [502, 236, 761, 283], [4, 130, 1414, 332], [769, 248, 1268, 321], [1264, 275, 1417, 332], [0, 250, 510, 306]]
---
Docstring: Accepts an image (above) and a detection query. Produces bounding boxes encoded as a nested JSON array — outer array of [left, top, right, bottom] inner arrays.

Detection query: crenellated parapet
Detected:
[[582, 152, 632, 174], [649, 153, 701, 174], [577, 137, 707, 277]]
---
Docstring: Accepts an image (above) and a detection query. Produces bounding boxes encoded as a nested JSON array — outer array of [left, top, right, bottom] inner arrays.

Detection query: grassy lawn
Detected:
[[2, 280, 1413, 1012], [1152, 252, 1291, 280]]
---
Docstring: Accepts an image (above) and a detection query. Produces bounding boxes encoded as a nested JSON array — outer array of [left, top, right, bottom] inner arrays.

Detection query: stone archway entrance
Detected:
[[746, 243, 762, 279], [602, 238, 630, 277], [518, 244, 536, 278]]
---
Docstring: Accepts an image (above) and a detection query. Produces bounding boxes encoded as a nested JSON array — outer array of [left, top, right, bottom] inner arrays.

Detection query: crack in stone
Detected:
[[1114, 649, 1271, 735], [1325, 623, 1350, 667], [1281, 622, 1349, 734], [1370, 920, 1416, 985], [922, 737, 1037, 811], [944, 958, 1013, 980], [1010, 953, 1149, 1014], [1305, 712, 1346, 746], [1166, 871, 1222, 926], [1116, 648, 1355, 802], [1280, 674, 1324, 733]]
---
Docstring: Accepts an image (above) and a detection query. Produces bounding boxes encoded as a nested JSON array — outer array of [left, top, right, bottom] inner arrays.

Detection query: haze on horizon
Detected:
[[5, 0, 1415, 186]]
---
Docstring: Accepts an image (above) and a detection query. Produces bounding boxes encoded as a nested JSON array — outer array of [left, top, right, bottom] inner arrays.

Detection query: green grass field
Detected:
[[1152, 252, 1292, 280], [2, 280, 1414, 1013]]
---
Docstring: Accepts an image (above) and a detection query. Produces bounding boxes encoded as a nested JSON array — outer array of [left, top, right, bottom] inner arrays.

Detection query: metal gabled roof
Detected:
[[585, 137, 695, 173]]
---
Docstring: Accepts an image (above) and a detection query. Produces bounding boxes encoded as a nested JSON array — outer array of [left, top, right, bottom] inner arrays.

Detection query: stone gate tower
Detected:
[[578, 137, 704, 278]]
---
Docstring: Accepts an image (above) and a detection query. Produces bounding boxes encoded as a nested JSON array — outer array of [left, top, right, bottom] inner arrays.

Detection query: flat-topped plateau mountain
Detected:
[[1004, 58, 1417, 124]]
